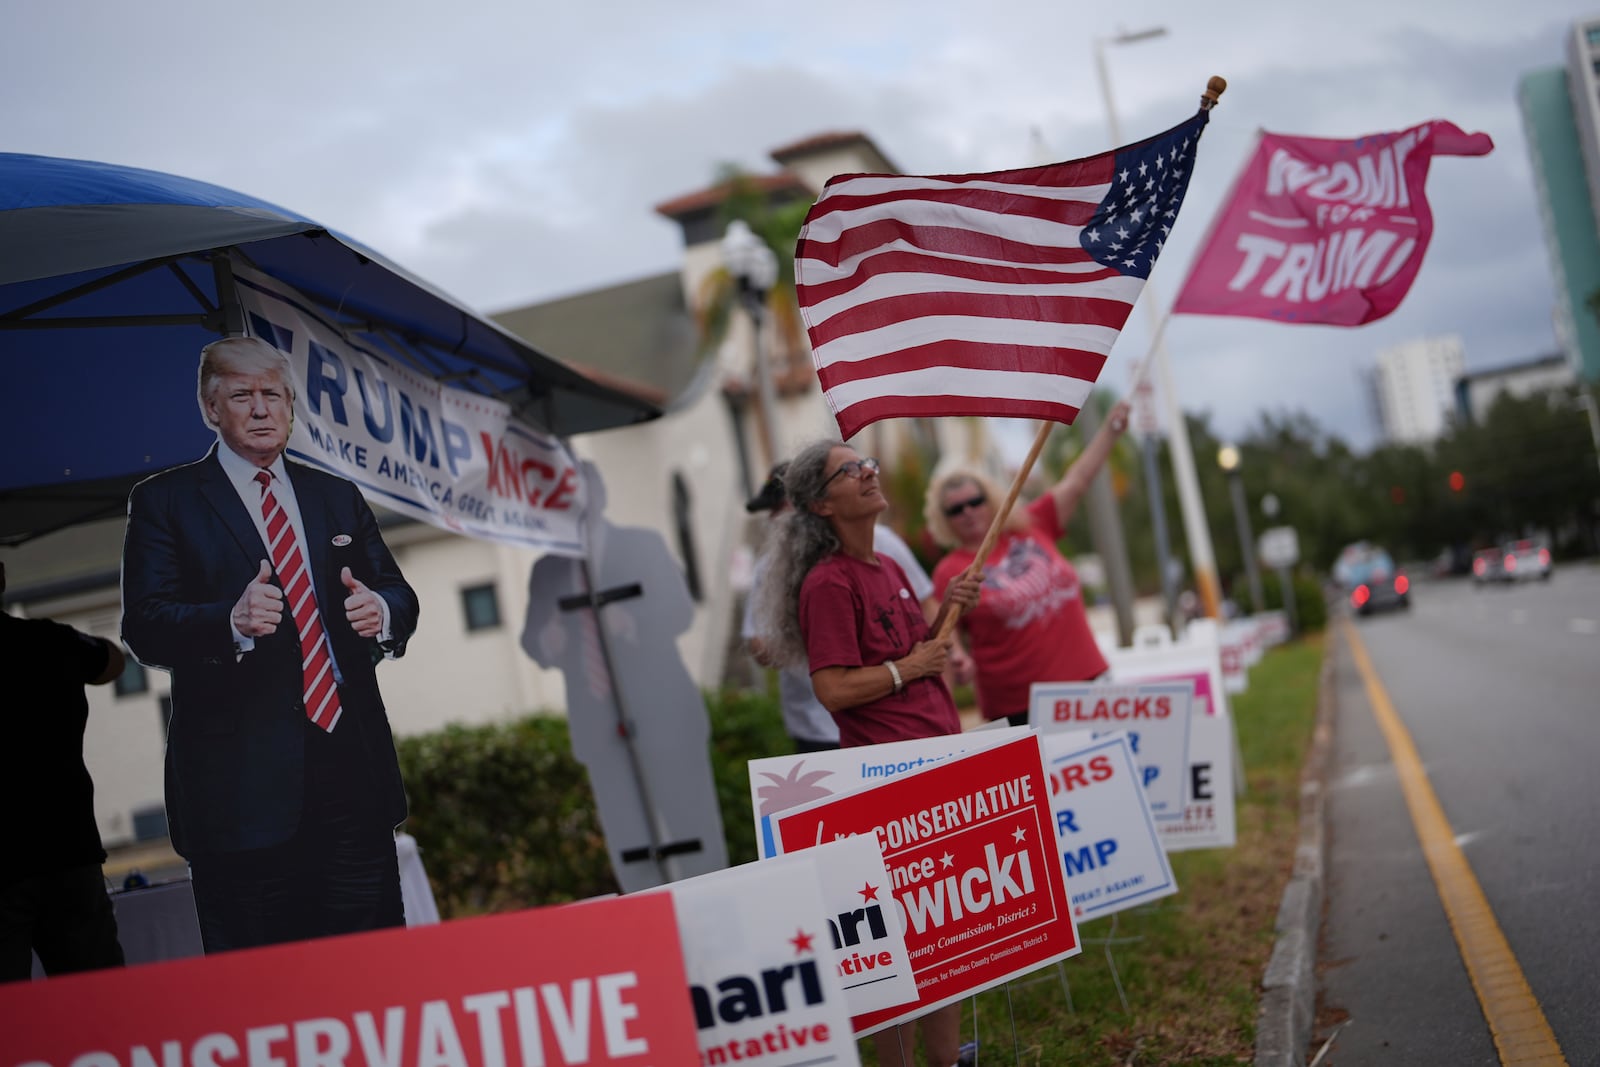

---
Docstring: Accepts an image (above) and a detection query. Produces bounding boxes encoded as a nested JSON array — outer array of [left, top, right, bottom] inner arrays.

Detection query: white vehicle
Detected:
[[1500, 539, 1552, 582]]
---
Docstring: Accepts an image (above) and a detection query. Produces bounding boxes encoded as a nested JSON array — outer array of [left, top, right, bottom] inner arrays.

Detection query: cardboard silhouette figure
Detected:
[[522, 461, 727, 892]]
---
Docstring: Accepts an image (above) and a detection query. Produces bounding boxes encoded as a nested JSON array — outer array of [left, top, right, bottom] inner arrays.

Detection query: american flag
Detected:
[[795, 110, 1210, 439]]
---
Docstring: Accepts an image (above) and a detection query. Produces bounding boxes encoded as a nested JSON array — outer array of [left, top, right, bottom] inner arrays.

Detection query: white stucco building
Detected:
[[1372, 335, 1466, 445]]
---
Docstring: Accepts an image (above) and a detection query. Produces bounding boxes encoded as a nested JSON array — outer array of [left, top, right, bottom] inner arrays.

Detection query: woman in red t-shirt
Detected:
[[925, 400, 1132, 727], [754, 438, 982, 1067]]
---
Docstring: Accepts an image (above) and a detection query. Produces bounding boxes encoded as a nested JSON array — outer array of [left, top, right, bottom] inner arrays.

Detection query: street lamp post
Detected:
[[1092, 27, 1167, 147], [1218, 444, 1265, 614], [721, 219, 781, 469], [1058, 28, 1170, 648], [1094, 27, 1228, 622]]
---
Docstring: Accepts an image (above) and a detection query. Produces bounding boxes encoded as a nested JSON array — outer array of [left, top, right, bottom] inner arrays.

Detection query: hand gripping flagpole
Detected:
[[934, 76, 1227, 644]]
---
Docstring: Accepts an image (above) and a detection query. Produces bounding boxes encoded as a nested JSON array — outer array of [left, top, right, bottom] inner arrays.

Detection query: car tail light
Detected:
[[1474, 559, 1486, 576], [1394, 575, 1409, 594], [1352, 584, 1371, 607], [1539, 549, 1550, 566], [1505, 554, 1516, 571]]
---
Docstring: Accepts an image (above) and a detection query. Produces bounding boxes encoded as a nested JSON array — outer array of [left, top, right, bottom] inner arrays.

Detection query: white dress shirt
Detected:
[[215, 442, 390, 665]]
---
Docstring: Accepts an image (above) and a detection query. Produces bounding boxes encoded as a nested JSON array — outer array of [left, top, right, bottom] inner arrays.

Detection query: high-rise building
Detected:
[[1519, 18, 1600, 383], [1373, 336, 1465, 444]]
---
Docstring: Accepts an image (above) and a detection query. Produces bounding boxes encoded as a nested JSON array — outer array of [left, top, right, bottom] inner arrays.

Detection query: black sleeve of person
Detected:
[[64, 624, 112, 684]]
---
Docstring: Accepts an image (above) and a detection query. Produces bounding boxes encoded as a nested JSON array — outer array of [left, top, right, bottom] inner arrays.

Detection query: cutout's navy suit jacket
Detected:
[[122, 448, 417, 857]]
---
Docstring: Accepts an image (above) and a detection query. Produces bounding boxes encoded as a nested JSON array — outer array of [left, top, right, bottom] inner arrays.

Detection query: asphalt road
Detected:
[[1318, 561, 1600, 1065]]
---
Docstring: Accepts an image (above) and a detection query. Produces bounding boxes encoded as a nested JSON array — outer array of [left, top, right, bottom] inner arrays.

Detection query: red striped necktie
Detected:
[[256, 470, 342, 732]]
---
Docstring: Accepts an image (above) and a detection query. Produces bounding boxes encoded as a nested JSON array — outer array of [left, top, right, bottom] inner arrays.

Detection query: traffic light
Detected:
[[1448, 471, 1465, 492]]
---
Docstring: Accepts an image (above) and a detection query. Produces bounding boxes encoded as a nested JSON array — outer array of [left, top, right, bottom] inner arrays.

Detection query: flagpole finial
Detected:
[[1200, 76, 1228, 110]]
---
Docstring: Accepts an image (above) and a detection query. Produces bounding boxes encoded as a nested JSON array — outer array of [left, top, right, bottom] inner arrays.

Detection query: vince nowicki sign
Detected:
[[770, 734, 1079, 1034], [748, 728, 1028, 860], [233, 263, 587, 555], [1038, 731, 1178, 919], [0, 893, 698, 1067]]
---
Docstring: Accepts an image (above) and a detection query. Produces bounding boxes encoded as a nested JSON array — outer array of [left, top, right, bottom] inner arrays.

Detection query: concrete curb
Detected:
[[1255, 628, 1338, 1067]]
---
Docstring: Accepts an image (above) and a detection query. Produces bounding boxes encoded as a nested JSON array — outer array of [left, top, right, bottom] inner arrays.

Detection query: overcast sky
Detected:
[[2, 1, 1582, 451]]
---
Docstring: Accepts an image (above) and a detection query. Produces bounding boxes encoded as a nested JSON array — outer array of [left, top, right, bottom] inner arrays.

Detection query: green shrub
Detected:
[[395, 687, 793, 918], [395, 716, 614, 916], [704, 685, 795, 866], [1260, 569, 1327, 633]]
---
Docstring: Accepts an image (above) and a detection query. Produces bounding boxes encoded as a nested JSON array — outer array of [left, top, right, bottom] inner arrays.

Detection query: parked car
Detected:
[[1501, 538, 1552, 582], [1343, 546, 1410, 616], [1472, 547, 1506, 585]]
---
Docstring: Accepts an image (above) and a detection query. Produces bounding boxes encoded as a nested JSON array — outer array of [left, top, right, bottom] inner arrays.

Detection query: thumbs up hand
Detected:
[[232, 559, 284, 636], [342, 565, 384, 638]]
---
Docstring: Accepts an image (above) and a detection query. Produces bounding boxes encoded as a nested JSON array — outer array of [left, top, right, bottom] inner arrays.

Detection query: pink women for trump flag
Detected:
[[796, 109, 1211, 440], [1171, 119, 1493, 326]]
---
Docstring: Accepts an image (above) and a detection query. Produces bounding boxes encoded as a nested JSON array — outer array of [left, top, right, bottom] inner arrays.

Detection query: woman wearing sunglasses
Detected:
[[753, 439, 982, 1067], [924, 400, 1133, 728]]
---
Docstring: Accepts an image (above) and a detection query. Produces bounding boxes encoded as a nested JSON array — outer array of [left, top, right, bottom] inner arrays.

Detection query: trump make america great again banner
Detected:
[[795, 110, 1210, 439], [233, 263, 588, 554], [1172, 119, 1492, 326]]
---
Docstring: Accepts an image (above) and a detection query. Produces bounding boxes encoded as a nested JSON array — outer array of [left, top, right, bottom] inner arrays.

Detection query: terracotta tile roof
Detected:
[[652, 173, 809, 219], [768, 130, 875, 162]]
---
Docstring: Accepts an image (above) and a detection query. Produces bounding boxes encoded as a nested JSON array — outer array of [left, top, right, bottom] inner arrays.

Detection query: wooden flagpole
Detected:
[[932, 75, 1227, 643], [933, 420, 1053, 641]]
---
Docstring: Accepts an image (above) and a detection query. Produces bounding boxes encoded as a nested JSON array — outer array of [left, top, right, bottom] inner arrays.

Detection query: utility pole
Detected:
[[1075, 400, 1138, 645]]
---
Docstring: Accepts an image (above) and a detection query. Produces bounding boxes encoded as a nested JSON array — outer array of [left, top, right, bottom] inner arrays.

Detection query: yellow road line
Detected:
[[1343, 621, 1567, 1066]]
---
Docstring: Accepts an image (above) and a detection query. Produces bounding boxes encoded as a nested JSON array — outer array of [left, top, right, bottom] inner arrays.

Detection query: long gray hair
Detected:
[[752, 438, 844, 669]]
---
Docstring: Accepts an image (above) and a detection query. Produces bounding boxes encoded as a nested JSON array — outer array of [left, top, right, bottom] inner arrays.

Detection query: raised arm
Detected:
[[1049, 399, 1131, 531]]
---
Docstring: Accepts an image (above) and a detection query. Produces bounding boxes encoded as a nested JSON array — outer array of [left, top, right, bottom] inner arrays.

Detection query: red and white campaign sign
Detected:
[[1030, 679, 1197, 821], [1038, 731, 1178, 920], [659, 834, 916, 1033], [770, 734, 1079, 1034], [748, 728, 1027, 860], [1172, 120, 1492, 326], [662, 845, 863, 1066], [1105, 637, 1238, 851], [0, 894, 696, 1067], [1155, 704, 1236, 851], [1109, 620, 1232, 722]]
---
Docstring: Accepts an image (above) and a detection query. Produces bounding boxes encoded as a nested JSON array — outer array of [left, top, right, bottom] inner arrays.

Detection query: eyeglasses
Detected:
[[943, 493, 987, 518], [821, 456, 880, 490]]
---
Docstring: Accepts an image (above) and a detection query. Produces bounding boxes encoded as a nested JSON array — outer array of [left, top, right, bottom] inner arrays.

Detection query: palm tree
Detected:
[[694, 166, 815, 401]]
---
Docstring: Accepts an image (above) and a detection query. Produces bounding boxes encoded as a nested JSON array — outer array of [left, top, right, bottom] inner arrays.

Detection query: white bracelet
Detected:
[[886, 659, 904, 693]]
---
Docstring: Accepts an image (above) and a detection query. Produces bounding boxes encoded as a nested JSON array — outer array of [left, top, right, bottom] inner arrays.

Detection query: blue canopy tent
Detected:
[[0, 152, 659, 546]]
